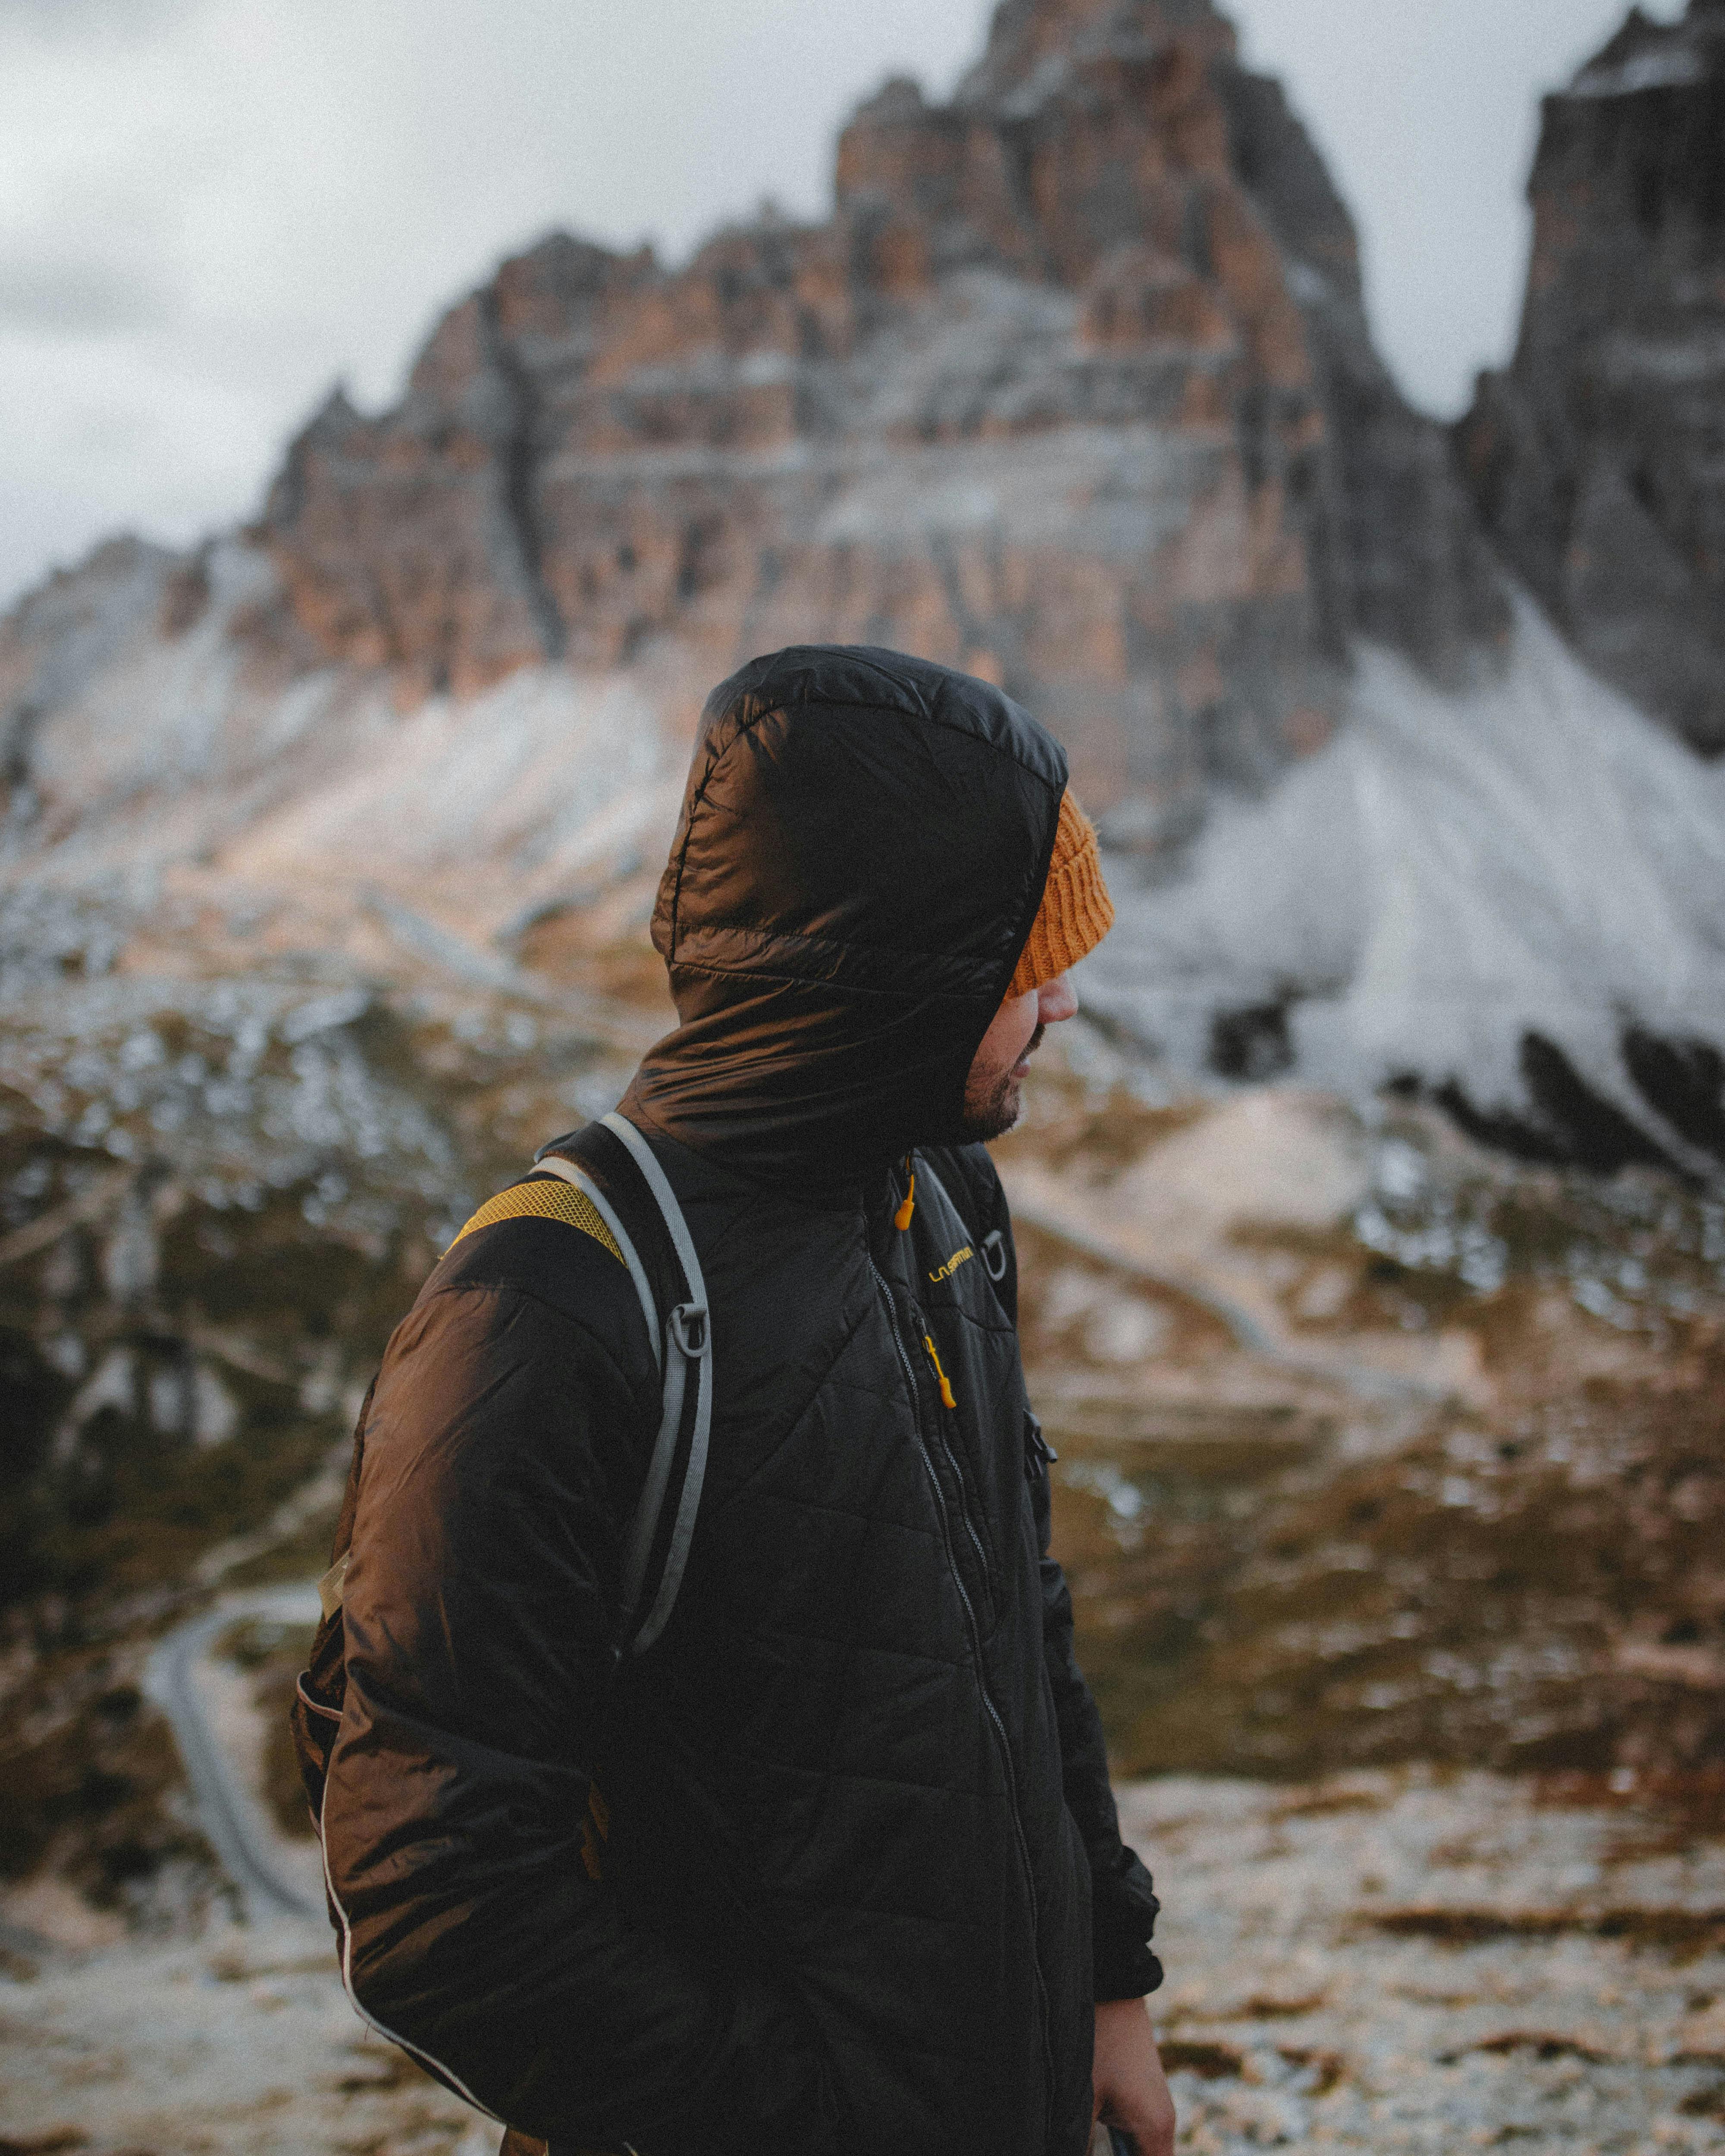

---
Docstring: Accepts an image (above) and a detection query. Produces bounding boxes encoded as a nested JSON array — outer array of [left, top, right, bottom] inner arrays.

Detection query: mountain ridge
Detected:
[[5, 0, 1502, 851], [1, 0, 1721, 1169]]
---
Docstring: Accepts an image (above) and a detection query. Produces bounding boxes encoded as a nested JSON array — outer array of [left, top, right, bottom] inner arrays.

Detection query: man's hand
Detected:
[[1092, 1996, 1176, 2156]]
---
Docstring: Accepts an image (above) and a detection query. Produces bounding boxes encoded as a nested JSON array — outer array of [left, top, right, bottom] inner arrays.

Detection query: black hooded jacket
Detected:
[[320, 647, 1161, 2156]]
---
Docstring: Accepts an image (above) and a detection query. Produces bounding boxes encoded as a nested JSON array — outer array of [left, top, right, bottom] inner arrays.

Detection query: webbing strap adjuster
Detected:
[[668, 1301, 710, 1358]]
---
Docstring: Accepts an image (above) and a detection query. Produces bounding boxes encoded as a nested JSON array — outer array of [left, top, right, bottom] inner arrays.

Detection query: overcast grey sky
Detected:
[[0, 0, 1684, 611]]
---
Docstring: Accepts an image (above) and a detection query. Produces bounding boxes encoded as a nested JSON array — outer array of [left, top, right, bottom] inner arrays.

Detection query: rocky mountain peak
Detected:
[[956, 0, 1237, 110], [223, 0, 1503, 844], [838, 0, 1245, 292], [1573, 0, 1725, 96], [1457, 0, 1725, 751]]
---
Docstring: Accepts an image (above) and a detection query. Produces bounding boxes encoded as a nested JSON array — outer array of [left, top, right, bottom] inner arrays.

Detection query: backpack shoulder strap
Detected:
[[529, 1153, 663, 1379], [598, 1112, 713, 1655], [535, 1114, 712, 1656]]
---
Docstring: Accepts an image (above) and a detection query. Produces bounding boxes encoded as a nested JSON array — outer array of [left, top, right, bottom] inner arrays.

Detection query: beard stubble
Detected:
[[958, 1020, 1046, 1142]]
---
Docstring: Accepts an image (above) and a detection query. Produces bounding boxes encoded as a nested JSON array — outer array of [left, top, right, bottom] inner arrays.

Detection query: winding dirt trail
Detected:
[[143, 1586, 324, 1924]]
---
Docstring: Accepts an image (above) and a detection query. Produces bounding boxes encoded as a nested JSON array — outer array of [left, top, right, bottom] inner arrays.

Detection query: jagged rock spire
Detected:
[[254, 0, 1503, 830], [957, 0, 1236, 107], [1457, 1, 1725, 751]]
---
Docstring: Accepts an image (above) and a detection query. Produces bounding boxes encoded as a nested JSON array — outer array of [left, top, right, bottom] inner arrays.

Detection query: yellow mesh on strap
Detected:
[[446, 1178, 624, 1265]]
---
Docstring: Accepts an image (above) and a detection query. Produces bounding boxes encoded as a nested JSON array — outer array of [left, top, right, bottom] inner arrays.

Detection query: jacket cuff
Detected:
[[1091, 1843, 1164, 2001]]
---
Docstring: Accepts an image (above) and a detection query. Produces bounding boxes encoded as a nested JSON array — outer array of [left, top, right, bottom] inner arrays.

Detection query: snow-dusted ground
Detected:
[[4, 1774, 1720, 2156], [1123, 1771, 1725, 2155], [0, 1906, 498, 2156], [1085, 596, 1725, 1165]]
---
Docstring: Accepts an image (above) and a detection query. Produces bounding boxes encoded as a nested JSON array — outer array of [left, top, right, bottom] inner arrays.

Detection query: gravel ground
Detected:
[[0, 1908, 493, 2156], [1120, 1771, 1725, 2154], [3, 1771, 1720, 2155]]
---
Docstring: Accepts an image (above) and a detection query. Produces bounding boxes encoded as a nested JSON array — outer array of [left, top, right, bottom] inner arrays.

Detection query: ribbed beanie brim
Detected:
[[1010, 787, 1114, 997]]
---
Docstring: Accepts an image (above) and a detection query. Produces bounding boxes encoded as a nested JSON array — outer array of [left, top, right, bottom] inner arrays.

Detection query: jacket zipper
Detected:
[[915, 1315, 997, 1610], [867, 1249, 1054, 2139], [894, 1157, 998, 1609]]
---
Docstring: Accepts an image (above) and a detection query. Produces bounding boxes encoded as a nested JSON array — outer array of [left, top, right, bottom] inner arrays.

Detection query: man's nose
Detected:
[[1038, 973, 1079, 1024]]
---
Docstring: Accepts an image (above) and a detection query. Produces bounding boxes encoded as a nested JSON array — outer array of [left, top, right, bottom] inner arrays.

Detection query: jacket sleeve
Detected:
[[1031, 1468, 1164, 2000], [942, 1144, 1164, 2002], [320, 1267, 836, 2156]]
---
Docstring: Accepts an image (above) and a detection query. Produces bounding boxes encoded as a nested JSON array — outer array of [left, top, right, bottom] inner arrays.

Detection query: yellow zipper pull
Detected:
[[923, 1334, 957, 1410], [894, 1163, 916, 1233]]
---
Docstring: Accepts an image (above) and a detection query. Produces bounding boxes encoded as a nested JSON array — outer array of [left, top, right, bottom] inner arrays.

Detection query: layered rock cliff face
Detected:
[[1457, 0, 1725, 752], [257, 0, 1502, 842]]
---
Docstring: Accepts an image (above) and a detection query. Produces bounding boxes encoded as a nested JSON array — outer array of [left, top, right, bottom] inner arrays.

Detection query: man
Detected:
[[320, 646, 1174, 2156]]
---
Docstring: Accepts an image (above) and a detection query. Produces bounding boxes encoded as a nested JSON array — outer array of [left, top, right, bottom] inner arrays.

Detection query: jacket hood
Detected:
[[621, 646, 1067, 1186]]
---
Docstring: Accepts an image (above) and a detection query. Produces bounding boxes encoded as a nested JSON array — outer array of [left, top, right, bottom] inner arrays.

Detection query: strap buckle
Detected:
[[982, 1228, 1008, 1282], [668, 1301, 710, 1358]]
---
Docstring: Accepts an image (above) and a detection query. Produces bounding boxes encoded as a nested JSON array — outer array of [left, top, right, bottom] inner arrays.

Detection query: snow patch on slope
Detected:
[[1086, 595, 1725, 1149], [226, 663, 669, 891], [2, 536, 683, 947]]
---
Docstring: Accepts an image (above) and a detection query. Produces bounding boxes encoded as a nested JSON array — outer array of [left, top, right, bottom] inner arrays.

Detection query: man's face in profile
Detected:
[[960, 973, 1078, 1141]]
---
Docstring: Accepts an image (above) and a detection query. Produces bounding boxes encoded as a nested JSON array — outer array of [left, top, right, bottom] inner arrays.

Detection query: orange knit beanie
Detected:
[[1009, 787, 1114, 997]]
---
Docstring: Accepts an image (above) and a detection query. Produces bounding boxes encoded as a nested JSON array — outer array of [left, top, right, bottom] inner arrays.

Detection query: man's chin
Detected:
[[958, 1074, 1023, 1144]]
